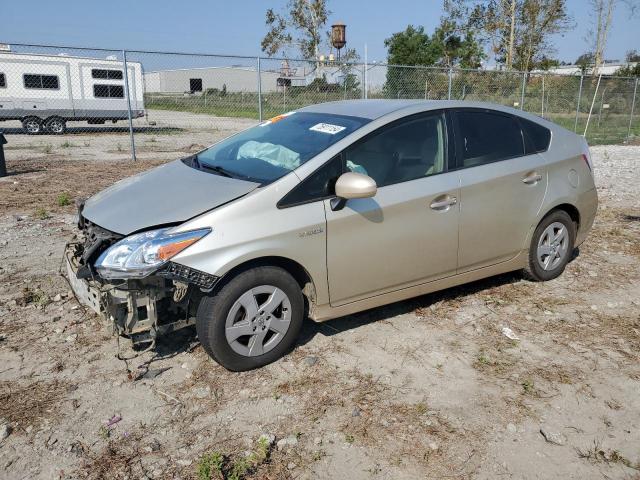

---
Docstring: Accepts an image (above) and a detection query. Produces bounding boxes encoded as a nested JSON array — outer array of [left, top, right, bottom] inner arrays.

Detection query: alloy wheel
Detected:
[[48, 119, 64, 134], [224, 285, 292, 357], [536, 221, 569, 271], [24, 120, 41, 133]]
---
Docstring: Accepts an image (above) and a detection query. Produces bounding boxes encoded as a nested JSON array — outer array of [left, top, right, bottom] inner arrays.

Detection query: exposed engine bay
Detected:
[[64, 209, 218, 347]]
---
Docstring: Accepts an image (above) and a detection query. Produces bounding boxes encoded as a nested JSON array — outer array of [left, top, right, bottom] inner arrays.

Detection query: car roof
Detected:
[[299, 99, 535, 121]]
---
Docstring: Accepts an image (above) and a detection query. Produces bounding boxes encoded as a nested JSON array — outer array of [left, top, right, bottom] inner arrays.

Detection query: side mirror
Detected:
[[331, 172, 377, 211]]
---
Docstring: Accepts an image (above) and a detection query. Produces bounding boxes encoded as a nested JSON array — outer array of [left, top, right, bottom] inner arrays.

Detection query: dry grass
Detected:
[[0, 157, 166, 214], [78, 432, 148, 480], [590, 207, 640, 257], [577, 439, 640, 471], [0, 379, 70, 430]]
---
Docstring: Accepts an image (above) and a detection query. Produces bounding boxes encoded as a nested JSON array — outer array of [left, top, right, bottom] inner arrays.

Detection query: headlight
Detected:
[[94, 227, 211, 280]]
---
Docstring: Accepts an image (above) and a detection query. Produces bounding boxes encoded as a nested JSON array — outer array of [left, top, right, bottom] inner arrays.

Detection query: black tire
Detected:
[[524, 210, 576, 281], [44, 117, 66, 135], [196, 266, 304, 371], [22, 117, 43, 134]]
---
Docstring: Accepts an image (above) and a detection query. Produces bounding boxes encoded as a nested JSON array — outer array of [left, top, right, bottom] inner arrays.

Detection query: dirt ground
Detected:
[[0, 126, 639, 480]]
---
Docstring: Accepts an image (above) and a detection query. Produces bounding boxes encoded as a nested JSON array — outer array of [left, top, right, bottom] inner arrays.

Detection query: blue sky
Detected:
[[3, 0, 638, 64]]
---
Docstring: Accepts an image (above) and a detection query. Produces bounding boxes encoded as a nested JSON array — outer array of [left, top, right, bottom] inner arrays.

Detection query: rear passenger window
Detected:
[[520, 118, 551, 153], [0, 73, 5, 88], [455, 110, 524, 167]]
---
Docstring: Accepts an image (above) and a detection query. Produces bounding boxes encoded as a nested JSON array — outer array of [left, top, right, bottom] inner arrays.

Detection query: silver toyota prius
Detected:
[[66, 100, 598, 370]]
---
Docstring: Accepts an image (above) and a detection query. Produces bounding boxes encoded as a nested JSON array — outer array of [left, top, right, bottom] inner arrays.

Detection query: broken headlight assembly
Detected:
[[94, 227, 211, 280]]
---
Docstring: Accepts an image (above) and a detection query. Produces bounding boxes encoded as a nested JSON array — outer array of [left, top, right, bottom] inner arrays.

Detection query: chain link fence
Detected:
[[0, 43, 638, 161]]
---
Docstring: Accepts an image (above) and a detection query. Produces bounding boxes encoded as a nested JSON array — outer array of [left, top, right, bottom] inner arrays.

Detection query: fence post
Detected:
[[122, 50, 136, 161], [541, 75, 545, 118], [520, 72, 526, 110], [628, 77, 639, 139], [257, 57, 263, 122], [574, 75, 584, 133], [362, 64, 367, 100], [364, 44, 368, 100], [447, 68, 453, 100]]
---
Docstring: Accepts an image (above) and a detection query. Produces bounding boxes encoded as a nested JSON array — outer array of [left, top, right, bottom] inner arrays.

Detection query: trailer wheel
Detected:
[[44, 117, 66, 135], [22, 117, 43, 134]]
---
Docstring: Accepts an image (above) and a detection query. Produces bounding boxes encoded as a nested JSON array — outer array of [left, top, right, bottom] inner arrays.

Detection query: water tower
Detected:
[[331, 22, 347, 61]]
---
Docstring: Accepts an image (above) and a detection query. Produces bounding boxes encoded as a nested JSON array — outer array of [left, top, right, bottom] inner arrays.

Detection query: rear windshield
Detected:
[[191, 111, 369, 184]]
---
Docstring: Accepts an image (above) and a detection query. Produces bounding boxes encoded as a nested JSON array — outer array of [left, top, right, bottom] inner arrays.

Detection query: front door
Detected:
[[325, 111, 460, 306]]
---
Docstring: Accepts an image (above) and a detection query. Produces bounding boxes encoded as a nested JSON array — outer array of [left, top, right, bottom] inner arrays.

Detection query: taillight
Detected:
[[581, 153, 592, 172]]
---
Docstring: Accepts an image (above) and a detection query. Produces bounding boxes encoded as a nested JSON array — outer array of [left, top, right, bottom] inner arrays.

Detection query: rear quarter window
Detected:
[[520, 118, 551, 153]]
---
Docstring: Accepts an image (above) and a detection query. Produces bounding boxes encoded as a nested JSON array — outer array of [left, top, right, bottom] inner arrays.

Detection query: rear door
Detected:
[[452, 109, 548, 272]]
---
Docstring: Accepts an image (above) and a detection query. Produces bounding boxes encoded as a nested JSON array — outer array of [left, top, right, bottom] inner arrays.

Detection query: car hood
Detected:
[[81, 159, 260, 235]]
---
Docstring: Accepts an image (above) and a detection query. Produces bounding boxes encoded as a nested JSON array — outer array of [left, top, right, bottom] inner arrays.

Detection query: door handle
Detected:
[[522, 172, 542, 184], [430, 195, 457, 211]]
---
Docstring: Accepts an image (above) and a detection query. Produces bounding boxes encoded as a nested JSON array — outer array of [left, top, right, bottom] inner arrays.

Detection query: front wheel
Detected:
[[524, 210, 576, 281], [196, 266, 304, 371]]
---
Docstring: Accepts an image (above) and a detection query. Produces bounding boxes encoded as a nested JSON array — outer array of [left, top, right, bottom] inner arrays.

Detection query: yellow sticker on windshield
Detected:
[[260, 111, 296, 126]]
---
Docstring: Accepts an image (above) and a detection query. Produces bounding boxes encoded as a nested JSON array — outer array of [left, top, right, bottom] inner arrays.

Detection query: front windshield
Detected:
[[192, 111, 370, 184]]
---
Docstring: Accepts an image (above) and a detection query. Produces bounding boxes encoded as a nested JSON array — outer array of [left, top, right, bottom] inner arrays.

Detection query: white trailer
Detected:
[[0, 52, 145, 134]]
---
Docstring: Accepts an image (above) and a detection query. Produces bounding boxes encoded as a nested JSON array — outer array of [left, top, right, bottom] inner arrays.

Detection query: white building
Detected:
[[535, 62, 637, 76], [144, 66, 284, 94]]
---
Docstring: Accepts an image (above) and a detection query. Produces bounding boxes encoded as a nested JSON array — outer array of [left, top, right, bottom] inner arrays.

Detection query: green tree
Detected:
[[384, 25, 440, 66], [343, 72, 360, 93], [384, 23, 484, 68], [616, 63, 640, 77], [514, 0, 573, 71], [448, 0, 572, 71], [261, 0, 359, 64], [383, 22, 484, 97], [626, 49, 640, 63], [536, 55, 561, 70], [575, 52, 595, 74], [431, 19, 485, 68], [261, 0, 329, 59]]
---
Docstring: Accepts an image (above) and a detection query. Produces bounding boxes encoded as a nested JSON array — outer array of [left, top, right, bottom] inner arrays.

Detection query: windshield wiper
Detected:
[[200, 164, 235, 178]]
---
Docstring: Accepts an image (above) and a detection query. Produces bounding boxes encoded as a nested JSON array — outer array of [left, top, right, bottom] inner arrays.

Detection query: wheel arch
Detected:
[[541, 203, 580, 231], [43, 115, 66, 123], [22, 115, 44, 121], [213, 255, 318, 316]]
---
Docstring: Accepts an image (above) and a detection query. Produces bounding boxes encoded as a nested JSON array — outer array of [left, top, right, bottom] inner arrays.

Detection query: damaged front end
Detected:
[[64, 211, 217, 347]]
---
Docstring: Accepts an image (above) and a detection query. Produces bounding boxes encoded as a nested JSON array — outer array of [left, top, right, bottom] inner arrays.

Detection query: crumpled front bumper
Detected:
[[64, 245, 104, 315], [64, 242, 201, 345]]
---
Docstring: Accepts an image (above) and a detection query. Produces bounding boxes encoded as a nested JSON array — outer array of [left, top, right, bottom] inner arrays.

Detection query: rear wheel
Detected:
[[524, 210, 576, 281], [22, 117, 42, 134], [44, 117, 66, 134], [196, 266, 304, 371]]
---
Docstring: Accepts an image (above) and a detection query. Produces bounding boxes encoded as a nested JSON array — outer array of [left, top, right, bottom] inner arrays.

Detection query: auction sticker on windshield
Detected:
[[309, 123, 347, 135]]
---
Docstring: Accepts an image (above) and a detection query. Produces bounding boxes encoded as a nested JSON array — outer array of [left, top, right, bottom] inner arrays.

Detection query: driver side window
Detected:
[[344, 112, 446, 187], [277, 155, 344, 208]]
